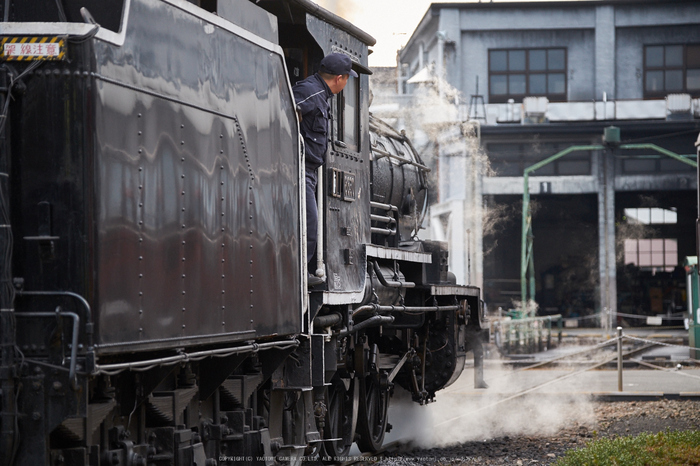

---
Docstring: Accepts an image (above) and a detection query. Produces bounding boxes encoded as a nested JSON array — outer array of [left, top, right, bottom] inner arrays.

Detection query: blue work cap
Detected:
[[320, 52, 369, 77]]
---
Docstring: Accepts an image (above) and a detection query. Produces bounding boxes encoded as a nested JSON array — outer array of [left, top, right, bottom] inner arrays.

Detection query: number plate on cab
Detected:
[[1, 37, 65, 61]]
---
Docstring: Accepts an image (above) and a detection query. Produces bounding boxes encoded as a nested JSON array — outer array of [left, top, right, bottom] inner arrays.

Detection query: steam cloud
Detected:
[[385, 360, 599, 449]]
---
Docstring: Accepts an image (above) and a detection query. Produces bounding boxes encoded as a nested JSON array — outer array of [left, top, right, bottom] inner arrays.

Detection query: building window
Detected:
[[487, 141, 591, 177], [615, 148, 695, 175], [489, 48, 566, 103], [644, 44, 700, 97], [623, 207, 677, 225], [624, 238, 677, 273]]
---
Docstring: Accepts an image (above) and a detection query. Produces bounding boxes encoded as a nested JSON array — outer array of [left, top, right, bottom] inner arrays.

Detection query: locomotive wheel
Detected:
[[355, 372, 389, 453], [322, 376, 357, 462]]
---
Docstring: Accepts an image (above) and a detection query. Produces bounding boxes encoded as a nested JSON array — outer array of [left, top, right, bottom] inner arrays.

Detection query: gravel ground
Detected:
[[374, 399, 700, 465]]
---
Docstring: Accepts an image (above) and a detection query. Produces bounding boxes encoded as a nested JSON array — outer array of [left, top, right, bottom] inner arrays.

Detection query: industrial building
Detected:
[[370, 0, 700, 325]]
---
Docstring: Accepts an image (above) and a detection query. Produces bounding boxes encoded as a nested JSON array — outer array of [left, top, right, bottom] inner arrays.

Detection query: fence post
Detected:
[[617, 326, 623, 392]]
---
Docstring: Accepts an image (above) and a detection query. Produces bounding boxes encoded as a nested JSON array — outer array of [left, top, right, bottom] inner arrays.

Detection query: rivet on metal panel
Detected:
[[139, 328, 142, 332], [138, 131, 142, 135], [138, 113, 142, 118], [181, 124, 184, 129], [182, 274, 186, 278], [181, 141, 184, 145], [139, 256, 143, 260], [139, 310, 142, 314], [182, 325, 186, 329]]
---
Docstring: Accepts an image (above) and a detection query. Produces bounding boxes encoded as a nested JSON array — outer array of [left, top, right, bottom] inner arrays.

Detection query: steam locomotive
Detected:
[[0, 0, 487, 464]]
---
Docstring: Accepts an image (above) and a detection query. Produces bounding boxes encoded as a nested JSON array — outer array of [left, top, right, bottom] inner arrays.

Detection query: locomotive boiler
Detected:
[[0, 0, 487, 464]]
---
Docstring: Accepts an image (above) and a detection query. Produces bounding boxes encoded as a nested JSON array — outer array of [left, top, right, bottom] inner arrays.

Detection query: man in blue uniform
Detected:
[[293, 53, 360, 286]]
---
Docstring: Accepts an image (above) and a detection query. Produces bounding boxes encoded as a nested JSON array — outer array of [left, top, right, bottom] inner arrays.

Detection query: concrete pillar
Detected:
[[598, 149, 617, 330], [437, 31, 446, 100], [595, 5, 616, 100]]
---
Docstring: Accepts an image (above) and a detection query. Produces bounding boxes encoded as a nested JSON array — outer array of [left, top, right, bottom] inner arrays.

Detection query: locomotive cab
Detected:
[[0, 1, 487, 464]]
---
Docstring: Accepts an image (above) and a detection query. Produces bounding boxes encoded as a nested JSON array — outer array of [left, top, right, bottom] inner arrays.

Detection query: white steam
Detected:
[[385, 361, 599, 448]]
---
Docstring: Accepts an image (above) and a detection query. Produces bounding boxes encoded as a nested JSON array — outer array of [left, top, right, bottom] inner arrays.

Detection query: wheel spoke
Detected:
[[322, 376, 354, 462], [356, 373, 389, 453]]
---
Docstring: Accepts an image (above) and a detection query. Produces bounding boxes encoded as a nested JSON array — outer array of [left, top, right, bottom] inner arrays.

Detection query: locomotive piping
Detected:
[[371, 145, 431, 172], [93, 339, 299, 376], [371, 227, 397, 236], [370, 201, 399, 213], [370, 260, 415, 289], [16, 290, 92, 324], [312, 312, 342, 328], [352, 303, 462, 318], [339, 315, 394, 337]]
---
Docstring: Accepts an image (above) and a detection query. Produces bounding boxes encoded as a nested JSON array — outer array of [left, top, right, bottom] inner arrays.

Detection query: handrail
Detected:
[[15, 308, 80, 389]]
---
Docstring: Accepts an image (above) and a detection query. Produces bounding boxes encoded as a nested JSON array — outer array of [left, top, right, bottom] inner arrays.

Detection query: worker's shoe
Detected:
[[308, 275, 324, 287]]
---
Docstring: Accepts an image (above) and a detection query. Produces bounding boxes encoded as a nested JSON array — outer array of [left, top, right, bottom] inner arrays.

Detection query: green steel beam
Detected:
[[520, 139, 697, 310], [619, 143, 698, 168], [520, 145, 603, 305]]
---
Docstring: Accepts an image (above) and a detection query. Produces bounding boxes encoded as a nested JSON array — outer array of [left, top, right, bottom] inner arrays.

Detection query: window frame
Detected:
[[643, 44, 700, 98], [488, 47, 567, 103], [335, 75, 360, 152], [486, 141, 592, 177]]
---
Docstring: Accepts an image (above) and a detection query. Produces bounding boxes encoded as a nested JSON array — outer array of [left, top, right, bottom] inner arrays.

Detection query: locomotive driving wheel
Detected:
[[322, 376, 358, 462], [356, 371, 390, 452]]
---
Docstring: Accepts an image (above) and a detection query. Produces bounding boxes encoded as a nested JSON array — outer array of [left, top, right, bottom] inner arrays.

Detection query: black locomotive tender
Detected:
[[0, 0, 487, 464]]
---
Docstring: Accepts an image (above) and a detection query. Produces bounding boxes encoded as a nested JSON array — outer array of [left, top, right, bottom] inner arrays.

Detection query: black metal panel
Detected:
[[92, 0, 302, 349], [305, 14, 371, 294], [9, 44, 95, 322]]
